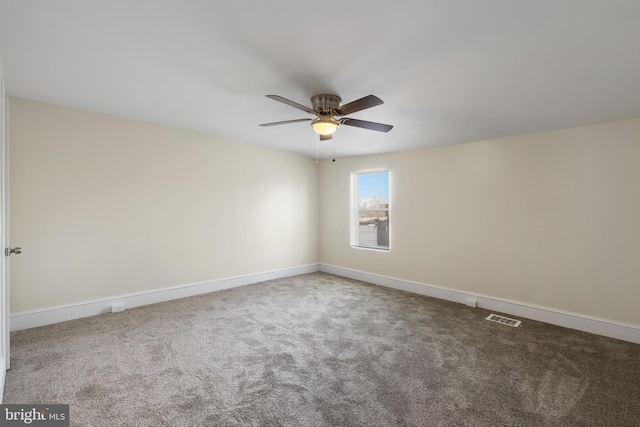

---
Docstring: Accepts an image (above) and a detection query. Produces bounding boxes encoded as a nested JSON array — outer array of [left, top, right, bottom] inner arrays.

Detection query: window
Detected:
[[352, 169, 390, 250]]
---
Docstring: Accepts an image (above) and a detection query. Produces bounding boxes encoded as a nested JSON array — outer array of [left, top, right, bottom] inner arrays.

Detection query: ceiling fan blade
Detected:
[[335, 95, 383, 116], [340, 118, 393, 133], [320, 134, 332, 141], [266, 95, 315, 115], [259, 118, 313, 127]]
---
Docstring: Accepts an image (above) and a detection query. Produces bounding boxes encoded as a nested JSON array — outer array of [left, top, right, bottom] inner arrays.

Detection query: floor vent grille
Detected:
[[486, 314, 521, 327]]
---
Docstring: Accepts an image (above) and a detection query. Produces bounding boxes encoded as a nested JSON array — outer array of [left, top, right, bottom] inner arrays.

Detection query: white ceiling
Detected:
[[1, 1, 639, 159]]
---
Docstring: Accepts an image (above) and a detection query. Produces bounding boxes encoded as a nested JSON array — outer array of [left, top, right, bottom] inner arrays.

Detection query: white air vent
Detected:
[[111, 303, 125, 313], [486, 314, 521, 327]]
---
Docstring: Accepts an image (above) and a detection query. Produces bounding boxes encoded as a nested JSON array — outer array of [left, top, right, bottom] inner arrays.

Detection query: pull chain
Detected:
[[332, 139, 336, 162]]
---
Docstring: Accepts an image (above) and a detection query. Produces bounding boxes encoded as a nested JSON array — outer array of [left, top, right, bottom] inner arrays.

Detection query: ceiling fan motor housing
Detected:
[[311, 94, 342, 115]]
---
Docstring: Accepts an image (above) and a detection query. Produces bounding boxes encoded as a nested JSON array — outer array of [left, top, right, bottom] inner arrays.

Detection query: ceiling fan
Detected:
[[259, 94, 393, 140]]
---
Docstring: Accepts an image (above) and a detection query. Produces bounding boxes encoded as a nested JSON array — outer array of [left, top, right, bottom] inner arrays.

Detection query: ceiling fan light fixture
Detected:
[[311, 116, 339, 135]]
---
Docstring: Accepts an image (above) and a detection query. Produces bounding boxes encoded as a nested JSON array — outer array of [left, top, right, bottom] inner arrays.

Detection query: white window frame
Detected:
[[351, 168, 390, 251]]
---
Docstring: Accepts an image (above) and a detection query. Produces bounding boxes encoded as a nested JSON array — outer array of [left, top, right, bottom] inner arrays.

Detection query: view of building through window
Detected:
[[353, 170, 389, 250]]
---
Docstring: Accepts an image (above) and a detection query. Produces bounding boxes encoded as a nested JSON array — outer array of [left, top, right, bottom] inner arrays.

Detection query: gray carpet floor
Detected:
[[4, 272, 640, 426]]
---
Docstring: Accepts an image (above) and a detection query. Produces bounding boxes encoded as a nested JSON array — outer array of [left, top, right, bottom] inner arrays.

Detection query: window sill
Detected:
[[351, 245, 390, 252]]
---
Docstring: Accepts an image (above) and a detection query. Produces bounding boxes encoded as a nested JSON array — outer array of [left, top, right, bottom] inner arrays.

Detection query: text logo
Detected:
[[0, 405, 69, 426]]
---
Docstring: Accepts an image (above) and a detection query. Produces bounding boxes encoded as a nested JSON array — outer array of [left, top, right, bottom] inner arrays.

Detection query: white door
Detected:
[[1, 78, 9, 370]]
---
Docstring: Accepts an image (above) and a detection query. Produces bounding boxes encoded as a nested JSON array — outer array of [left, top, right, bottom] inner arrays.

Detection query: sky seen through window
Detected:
[[358, 171, 389, 205]]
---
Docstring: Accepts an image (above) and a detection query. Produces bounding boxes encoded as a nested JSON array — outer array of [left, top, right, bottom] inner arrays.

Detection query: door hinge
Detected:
[[5, 247, 21, 256]]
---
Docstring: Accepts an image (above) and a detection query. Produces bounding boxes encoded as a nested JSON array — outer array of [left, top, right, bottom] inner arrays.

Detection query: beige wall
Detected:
[[320, 118, 640, 325], [9, 98, 319, 312], [9, 96, 640, 326]]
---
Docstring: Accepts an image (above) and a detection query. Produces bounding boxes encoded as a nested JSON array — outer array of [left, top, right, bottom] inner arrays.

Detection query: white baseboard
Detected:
[[10, 264, 320, 332], [320, 263, 640, 345], [11, 262, 640, 345]]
